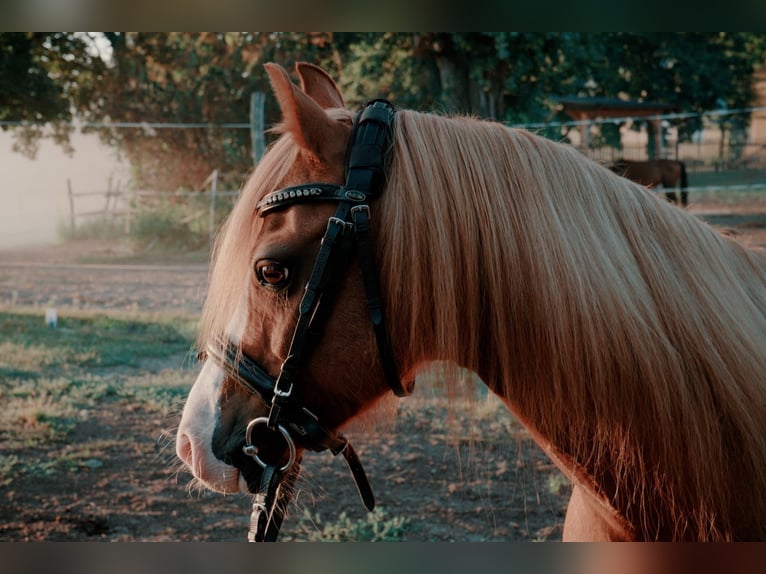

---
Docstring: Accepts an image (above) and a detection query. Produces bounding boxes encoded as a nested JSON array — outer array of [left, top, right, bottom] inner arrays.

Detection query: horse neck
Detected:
[[378, 112, 766, 539]]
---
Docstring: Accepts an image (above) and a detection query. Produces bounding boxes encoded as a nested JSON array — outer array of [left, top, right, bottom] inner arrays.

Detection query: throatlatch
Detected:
[[209, 99, 407, 542]]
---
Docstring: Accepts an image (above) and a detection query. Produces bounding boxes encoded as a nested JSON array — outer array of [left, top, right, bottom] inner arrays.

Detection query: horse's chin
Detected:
[[191, 462, 247, 494]]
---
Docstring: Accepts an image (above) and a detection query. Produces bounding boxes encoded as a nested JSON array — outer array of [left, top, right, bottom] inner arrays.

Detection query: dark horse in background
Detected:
[[609, 159, 689, 207]]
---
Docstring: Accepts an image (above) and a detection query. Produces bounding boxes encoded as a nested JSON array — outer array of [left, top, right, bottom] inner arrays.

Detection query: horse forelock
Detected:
[[198, 136, 300, 352], [198, 107, 354, 352], [379, 110, 766, 540]]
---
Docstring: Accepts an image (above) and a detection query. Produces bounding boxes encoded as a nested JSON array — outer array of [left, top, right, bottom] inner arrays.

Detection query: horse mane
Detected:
[[201, 103, 766, 540], [378, 110, 766, 540]]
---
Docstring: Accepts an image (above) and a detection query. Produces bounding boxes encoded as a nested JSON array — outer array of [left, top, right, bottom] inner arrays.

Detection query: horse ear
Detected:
[[296, 62, 346, 110], [264, 62, 348, 162]]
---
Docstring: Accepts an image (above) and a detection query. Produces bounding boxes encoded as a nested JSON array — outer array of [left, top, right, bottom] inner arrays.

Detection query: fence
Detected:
[[67, 176, 127, 232], [65, 107, 766, 250], [574, 139, 766, 174], [67, 170, 241, 248], [508, 105, 766, 173]]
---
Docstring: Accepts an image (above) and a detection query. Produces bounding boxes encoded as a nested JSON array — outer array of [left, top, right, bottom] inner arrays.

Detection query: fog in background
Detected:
[[0, 130, 127, 249]]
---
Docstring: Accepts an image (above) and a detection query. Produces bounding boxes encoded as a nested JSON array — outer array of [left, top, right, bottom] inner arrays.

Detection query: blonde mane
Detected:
[[378, 110, 766, 540], [201, 105, 766, 540]]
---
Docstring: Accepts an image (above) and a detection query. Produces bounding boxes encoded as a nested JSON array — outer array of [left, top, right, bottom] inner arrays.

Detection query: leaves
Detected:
[[2, 33, 766, 188]]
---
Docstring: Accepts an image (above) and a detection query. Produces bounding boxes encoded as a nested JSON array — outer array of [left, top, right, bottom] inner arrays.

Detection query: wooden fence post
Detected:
[[251, 92, 265, 166], [209, 169, 219, 248]]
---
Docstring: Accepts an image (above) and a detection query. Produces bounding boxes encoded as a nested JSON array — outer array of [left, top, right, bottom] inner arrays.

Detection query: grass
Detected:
[[0, 308, 196, 476], [57, 194, 229, 264], [685, 168, 766, 208], [0, 308, 196, 374], [58, 217, 125, 243], [687, 167, 766, 188], [283, 508, 411, 542]]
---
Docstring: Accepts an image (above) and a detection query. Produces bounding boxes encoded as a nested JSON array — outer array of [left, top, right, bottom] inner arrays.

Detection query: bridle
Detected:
[[205, 99, 409, 541]]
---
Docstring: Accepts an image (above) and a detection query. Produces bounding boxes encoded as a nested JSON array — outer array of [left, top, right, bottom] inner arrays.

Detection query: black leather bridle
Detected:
[[205, 100, 409, 542]]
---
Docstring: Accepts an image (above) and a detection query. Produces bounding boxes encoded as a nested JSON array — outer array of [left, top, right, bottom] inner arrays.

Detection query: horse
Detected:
[[176, 62, 766, 541], [609, 158, 689, 207]]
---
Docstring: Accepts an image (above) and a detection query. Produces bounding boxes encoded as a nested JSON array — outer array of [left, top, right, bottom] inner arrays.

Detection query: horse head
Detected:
[[176, 63, 397, 499]]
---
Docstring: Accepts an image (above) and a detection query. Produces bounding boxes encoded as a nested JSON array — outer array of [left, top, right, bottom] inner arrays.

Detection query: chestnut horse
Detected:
[[176, 62, 766, 541], [609, 158, 689, 207]]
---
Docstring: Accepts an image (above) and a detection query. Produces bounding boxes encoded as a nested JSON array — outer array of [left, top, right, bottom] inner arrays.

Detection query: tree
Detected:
[[4, 33, 766, 188], [0, 32, 105, 156], [83, 32, 353, 190]]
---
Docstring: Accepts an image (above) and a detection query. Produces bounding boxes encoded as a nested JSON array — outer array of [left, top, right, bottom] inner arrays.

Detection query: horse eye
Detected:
[[255, 260, 290, 288]]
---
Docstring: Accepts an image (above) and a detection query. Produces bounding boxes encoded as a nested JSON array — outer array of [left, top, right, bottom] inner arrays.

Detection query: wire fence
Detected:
[[66, 170, 242, 249], [63, 106, 766, 251]]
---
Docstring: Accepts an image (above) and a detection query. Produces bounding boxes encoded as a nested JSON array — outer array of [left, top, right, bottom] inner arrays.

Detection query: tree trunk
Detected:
[[435, 56, 471, 114]]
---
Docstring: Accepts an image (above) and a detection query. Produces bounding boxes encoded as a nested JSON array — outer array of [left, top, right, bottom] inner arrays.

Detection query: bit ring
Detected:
[[243, 417, 296, 472]]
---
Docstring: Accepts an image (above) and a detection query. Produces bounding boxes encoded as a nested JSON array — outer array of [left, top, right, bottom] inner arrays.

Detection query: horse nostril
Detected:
[[176, 431, 194, 468]]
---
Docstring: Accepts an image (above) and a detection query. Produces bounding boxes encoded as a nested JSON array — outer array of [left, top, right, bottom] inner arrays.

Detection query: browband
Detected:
[[256, 184, 367, 213]]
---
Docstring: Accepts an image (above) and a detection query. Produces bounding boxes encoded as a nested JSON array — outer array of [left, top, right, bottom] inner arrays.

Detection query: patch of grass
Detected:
[[121, 370, 192, 416], [689, 168, 766, 188], [0, 309, 196, 375], [129, 210, 204, 252], [0, 309, 197, 459], [6, 439, 122, 481], [686, 169, 766, 208], [0, 340, 97, 375], [0, 376, 119, 450], [0, 454, 20, 486], [284, 508, 411, 542], [0, 384, 81, 449], [57, 193, 226, 258], [548, 472, 571, 496], [58, 217, 125, 242]]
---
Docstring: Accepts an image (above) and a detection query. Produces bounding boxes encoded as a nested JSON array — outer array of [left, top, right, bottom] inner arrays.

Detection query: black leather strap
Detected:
[[345, 100, 395, 197], [352, 205, 409, 397], [341, 442, 375, 511], [209, 340, 348, 455]]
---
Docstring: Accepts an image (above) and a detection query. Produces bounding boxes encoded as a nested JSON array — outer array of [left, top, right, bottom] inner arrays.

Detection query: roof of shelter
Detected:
[[555, 97, 679, 120]]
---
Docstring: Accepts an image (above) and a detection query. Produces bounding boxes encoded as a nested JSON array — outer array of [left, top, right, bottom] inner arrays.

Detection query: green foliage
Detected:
[[127, 193, 234, 253], [81, 32, 345, 191], [129, 208, 196, 250], [3, 33, 766, 186], [285, 508, 411, 542], [0, 32, 106, 157], [548, 472, 571, 496]]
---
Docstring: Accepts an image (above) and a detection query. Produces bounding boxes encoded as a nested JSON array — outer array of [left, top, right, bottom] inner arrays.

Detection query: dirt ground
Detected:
[[1, 200, 765, 542]]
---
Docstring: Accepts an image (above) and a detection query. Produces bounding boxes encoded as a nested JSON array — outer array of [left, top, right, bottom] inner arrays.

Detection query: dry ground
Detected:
[[1, 198, 764, 542]]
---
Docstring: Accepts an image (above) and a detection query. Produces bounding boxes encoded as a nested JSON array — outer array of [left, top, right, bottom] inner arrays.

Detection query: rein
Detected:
[[208, 99, 408, 542]]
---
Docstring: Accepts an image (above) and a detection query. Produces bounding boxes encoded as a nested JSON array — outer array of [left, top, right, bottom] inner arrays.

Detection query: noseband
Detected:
[[206, 100, 409, 541]]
